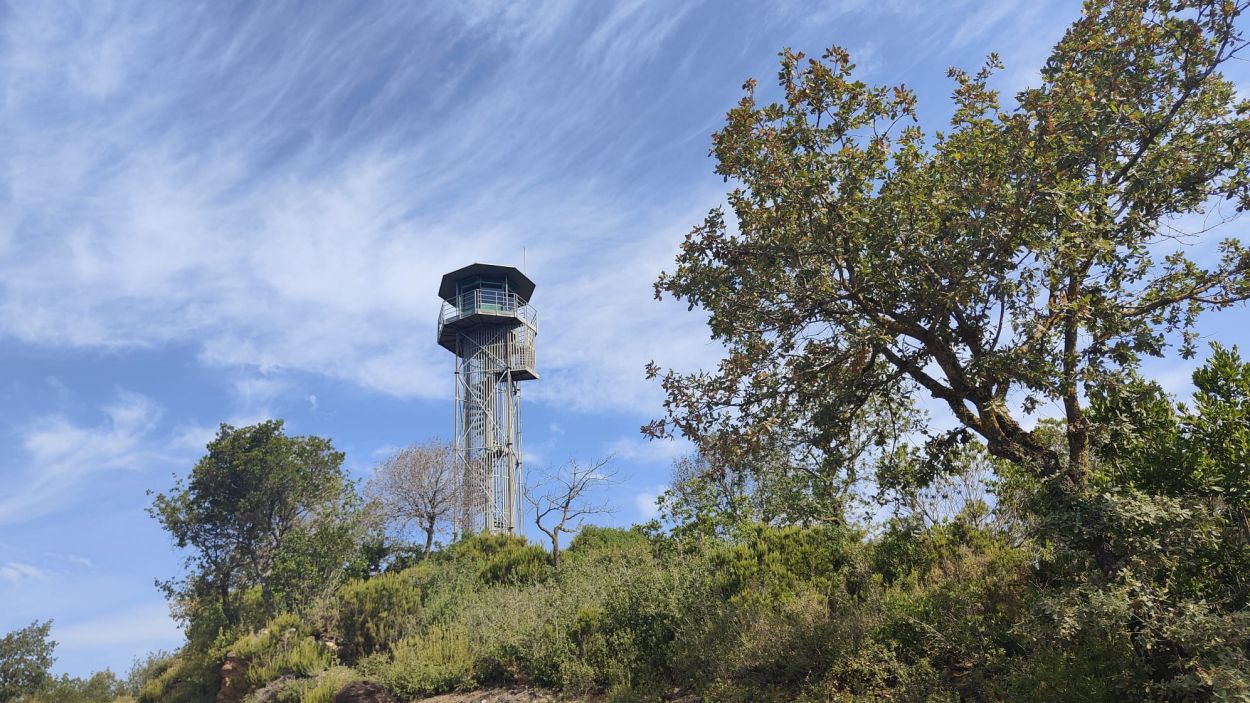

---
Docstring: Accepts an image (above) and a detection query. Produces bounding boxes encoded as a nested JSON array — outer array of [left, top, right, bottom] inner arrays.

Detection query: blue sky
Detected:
[[2, 0, 1249, 679]]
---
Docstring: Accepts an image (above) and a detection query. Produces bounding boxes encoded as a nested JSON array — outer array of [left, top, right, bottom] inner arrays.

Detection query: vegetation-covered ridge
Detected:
[[5, 0, 1250, 700]]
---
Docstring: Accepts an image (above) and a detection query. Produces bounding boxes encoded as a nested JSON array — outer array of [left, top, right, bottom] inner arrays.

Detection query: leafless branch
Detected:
[[367, 439, 460, 559], [524, 455, 618, 567]]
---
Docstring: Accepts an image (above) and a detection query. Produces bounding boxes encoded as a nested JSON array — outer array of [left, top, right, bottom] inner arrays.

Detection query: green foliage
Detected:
[[1189, 345, 1250, 510], [142, 500, 1244, 702], [1079, 347, 1250, 697], [228, 613, 334, 687], [637, 1, 1250, 699], [136, 648, 218, 703], [335, 570, 422, 663], [343, 534, 406, 581], [32, 670, 127, 703], [1095, 344, 1250, 519], [567, 526, 650, 558], [150, 420, 365, 631], [648, 0, 1250, 599], [814, 643, 949, 703], [295, 666, 357, 703], [378, 623, 474, 697], [709, 524, 865, 603], [0, 621, 55, 702], [123, 650, 173, 699], [447, 533, 552, 586]]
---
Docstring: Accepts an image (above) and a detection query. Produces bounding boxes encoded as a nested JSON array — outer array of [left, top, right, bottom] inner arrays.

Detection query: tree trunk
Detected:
[[981, 419, 1119, 577], [219, 576, 238, 627], [551, 533, 561, 568], [261, 578, 275, 620], [423, 518, 436, 559]]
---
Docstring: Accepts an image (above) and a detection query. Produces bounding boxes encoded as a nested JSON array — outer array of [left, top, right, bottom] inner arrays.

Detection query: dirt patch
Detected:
[[413, 688, 598, 703]]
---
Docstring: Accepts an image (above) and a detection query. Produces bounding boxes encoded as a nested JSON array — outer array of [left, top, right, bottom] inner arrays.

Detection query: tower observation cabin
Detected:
[[437, 263, 538, 535]]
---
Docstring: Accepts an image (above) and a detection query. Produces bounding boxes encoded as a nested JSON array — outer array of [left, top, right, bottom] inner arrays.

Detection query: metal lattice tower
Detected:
[[437, 263, 538, 535]]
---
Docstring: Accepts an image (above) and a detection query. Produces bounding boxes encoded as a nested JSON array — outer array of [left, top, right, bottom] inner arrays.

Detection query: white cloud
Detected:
[[948, 0, 1024, 49], [370, 444, 402, 462], [577, 0, 695, 82], [167, 423, 218, 454], [0, 391, 200, 527], [521, 447, 547, 472], [44, 553, 96, 569], [0, 2, 1109, 430], [0, 2, 720, 419], [0, 562, 50, 584], [633, 485, 667, 521], [606, 434, 693, 465]]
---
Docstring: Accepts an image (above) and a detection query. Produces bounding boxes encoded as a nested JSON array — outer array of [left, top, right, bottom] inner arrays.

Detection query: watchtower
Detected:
[[437, 263, 538, 535]]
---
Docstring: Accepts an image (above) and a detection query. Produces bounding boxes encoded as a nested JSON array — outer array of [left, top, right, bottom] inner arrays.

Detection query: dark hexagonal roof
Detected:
[[437, 263, 535, 302]]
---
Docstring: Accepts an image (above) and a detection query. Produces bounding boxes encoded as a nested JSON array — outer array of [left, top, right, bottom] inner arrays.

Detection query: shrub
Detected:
[[29, 670, 128, 703], [136, 649, 218, 703], [124, 650, 174, 699], [335, 571, 422, 662], [218, 613, 335, 690], [380, 623, 475, 696], [297, 666, 358, 703], [445, 533, 552, 586], [710, 524, 867, 604], [814, 642, 950, 703], [567, 526, 651, 560], [478, 543, 552, 586]]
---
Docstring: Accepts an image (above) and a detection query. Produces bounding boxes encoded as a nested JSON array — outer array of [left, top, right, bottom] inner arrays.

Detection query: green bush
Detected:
[[296, 666, 358, 703], [335, 570, 422, 662], [137, 642, 227, 703], [710, 524, 867, 604], [146, 510, 1245, 701], [445, 533, 552, 586], [123, 650, 174, 699], [567, 526, 651, 560], [478, 543, 552, 586], [211, 613, 335, 692], [814, 642, 950, 703], [28, 670, 128, 703], [380, 623, 475, 696]]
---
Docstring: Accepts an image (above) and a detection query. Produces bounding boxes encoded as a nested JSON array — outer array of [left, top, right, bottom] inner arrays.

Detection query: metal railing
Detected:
[[438, 290, 538, 340], [509, 323, 537, 372]]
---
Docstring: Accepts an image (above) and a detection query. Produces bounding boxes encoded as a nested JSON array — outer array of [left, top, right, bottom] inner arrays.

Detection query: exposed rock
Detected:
[[416, 688, 572, 702], [216, 652, 248, 703], [334, 681, 400, 703], [246, 674, 300, 702], [319, 633, 341, 655]]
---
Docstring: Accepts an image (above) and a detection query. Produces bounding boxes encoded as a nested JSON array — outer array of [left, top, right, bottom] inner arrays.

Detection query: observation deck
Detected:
[[436, 263, 538, 381]]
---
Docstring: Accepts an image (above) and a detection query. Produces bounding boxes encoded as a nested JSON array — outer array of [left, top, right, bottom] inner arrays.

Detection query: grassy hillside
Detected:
[[129, 518, 1151, 702]]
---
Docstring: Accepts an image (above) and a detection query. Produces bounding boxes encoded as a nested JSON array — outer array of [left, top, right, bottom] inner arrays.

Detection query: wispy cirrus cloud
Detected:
[[0, 1, 1092, 421], [0, 562, 50, 584], [0, 392, 166, 526], [0, 1, 720, 416]]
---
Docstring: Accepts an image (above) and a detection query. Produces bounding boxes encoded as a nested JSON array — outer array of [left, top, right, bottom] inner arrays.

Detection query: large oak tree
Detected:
[[648, 0, 1250, 574]]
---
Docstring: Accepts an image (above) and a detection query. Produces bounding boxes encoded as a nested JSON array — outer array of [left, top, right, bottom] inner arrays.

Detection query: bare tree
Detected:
[[367, 439, 459, 559], [525, 456, 617, 567]]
